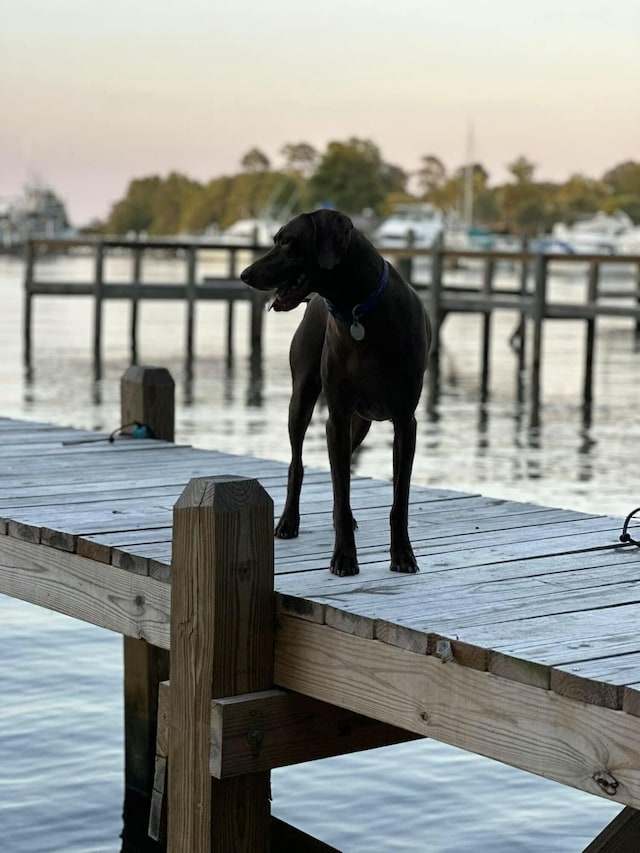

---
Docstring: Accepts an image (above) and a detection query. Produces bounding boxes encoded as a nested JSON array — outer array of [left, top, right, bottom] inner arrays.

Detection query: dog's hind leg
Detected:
[[327, 407, 360, 576], [275, 298, 325, 539], [389, 414, 419, 573]]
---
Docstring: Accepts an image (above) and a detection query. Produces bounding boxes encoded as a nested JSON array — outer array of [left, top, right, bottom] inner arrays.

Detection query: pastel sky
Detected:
[[2, 0, 639, 225]]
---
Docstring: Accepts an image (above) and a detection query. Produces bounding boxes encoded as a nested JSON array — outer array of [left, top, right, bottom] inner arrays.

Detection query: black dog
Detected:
[[241, 209, 430, 576]]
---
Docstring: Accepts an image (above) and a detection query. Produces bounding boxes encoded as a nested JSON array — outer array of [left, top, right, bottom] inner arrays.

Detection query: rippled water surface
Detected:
[[2, 252, 639, 851]]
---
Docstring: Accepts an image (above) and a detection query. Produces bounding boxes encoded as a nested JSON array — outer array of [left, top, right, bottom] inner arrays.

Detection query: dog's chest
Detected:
[[322, 339, 407, 421]]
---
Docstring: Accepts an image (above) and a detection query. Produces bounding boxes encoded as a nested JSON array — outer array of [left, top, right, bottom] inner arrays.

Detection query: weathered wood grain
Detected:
[[169, 476, 274, 852], [0, 535, 170, 646], [274, 615, 640, 809]]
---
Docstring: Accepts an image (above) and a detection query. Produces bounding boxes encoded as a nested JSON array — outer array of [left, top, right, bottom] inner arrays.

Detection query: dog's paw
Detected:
[[275, 516, 299, 539], [390, 550, 420, 574], [330, 553, 360, 577]]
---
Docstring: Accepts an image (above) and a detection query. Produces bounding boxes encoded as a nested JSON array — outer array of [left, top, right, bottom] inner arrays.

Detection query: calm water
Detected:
[[1, 252, 639, 852]]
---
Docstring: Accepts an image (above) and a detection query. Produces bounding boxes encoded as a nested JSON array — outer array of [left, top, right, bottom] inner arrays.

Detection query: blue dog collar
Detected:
[[324, 260, 389, 339]]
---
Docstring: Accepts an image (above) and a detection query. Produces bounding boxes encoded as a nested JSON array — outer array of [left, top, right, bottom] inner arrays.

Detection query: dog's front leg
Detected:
[[326, 410, 359, 576], [390, 415, 419, 573]]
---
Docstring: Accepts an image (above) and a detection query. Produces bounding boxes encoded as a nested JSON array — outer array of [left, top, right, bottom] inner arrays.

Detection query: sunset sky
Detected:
[[3, 0, 639, 225]]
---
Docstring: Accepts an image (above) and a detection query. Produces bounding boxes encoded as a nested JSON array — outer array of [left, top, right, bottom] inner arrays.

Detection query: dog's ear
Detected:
[[310, 210, 353, 269]]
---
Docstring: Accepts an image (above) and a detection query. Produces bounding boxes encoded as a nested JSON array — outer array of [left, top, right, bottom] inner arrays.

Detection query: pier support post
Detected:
[[23, 239, 35, 373], [168, 476, 274, 852], [185, 247, 197, 373], [93, 242, 105, 381], [426, 237, 444, 416], [582, 260, 599, 427], [130, 246, 143, 365], [480, 258, 495, 402], [530, 253, 547, 429], [120, 366, 175, 851]]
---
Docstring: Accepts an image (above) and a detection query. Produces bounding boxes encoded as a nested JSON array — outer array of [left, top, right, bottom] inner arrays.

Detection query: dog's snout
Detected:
[[240, 266, 252, 284]]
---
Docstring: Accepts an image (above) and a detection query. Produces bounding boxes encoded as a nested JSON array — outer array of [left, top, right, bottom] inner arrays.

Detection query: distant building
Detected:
[[0, 181, 74, 248]]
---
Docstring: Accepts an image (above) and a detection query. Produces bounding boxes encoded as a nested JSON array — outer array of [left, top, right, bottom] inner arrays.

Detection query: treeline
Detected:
[[96, 138, 640, 236]]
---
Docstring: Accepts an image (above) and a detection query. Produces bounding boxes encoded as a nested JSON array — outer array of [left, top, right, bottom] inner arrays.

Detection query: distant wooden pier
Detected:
[[23, 237, 640, 424], [1, 366, 640, 851], [23, 237, 270, 378]]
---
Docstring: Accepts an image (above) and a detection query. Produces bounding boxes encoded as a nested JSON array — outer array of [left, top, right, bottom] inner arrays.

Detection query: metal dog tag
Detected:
[[350, 321, 365, 341]]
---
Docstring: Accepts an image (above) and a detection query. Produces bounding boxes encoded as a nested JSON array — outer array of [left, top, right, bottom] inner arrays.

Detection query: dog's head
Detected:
[[240, 209, 353, 311]]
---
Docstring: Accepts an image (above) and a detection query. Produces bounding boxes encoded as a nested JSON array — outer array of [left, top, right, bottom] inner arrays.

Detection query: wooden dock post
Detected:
[[185, 246, 197, 371], [93, 242, 105, 381], [168, 476, 274, 852], [480, 257, 495, 402], [23, 239, 35, 372], [120, 365, 174, 850], [512, 239, 529, 404], [130, 245, 143, 365], [426, 235, 444, 415], [582, 260, 600, 426], [530, 252, 548, 428]]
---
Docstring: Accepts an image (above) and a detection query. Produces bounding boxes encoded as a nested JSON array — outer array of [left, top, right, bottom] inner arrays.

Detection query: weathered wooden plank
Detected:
[[275, 523, 625, 574], [272, 506, 599, 564], [274, 615, 640, 809], [550, 652, 640, 710], [0, 464, 322, 504], [156, 681, 418, 778], [0, 536, 170, 646], [277, 543, 636, 600], [77, 527, 173, 563], [0, 428, 106, 448]]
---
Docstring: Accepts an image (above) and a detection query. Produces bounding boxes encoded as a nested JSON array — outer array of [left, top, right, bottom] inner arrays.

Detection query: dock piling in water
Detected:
[[120, 365, 174, 851]]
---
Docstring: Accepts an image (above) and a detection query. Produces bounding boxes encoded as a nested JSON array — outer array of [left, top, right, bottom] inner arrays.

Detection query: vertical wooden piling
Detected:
[[480, 258, 495, 402], [426, 237, 444, 414], [130, 246, 143, 365], [583, 260, 599, 425], [93, 242, 105, 380], [168, 476, 274, 852], [185, 247, 197, 371], [23, 239, 35, 371], [120, 366, 174, 849], [530, 253, 548, 428]]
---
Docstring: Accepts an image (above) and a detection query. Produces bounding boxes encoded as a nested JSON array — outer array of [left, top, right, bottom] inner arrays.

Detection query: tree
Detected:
[[602, 161, 640, 195], [240, 148, 270, 173], [308, 137, 390, 214], [508, 156, 536, 184], [150, 172, 202, 235], [280, 142, 319, 177], [501, 157, 542, 233], [380, 162, 409, 195], [602, 161, 640, 222], [104, 176, 162, 235], [416, 155, 447, 200]]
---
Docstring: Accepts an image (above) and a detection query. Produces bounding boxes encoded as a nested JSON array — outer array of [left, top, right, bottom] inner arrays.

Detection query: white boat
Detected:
[[615, 226, 640, 255], [220, 217, 282, 246], [373, 204, 444, 249], [0, 180, 73, 248], [550, 211, 634, 255]]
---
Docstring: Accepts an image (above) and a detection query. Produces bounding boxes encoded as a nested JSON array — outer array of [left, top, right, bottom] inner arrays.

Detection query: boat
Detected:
[[372, 203, 444, 249], [0, 180, 73, 249], [219, 217, 283, 246], [615, 226, 640, 255], [549, 211, 634, 255]]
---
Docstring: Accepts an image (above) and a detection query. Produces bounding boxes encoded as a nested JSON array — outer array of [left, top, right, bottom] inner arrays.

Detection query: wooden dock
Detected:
[[2, 366, 640, 851], [23, 237, 640, 425]]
